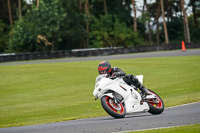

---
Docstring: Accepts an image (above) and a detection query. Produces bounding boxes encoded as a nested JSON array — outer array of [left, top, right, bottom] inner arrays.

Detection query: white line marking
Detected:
[[165, 101, 200, 109]]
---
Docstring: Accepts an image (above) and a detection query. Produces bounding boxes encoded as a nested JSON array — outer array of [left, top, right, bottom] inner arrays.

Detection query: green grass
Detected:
[[0, 55, 200, 128], [126, 124, 200, 133]]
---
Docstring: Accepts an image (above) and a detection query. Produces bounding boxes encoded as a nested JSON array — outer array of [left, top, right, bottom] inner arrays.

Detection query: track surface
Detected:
[[0, 49, 200, 133], [0, 49, 200, 65], [0, 102, 200, 133]]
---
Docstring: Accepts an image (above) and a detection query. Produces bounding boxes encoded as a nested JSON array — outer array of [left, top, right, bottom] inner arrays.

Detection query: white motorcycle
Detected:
[[93, 74, 164, 118]]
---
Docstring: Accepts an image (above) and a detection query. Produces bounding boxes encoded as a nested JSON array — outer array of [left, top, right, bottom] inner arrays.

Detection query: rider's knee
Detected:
[[123, 75, 141, 88]]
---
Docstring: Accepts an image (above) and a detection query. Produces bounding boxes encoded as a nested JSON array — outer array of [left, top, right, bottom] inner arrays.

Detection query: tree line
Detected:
[[0, 0, 199, 53]]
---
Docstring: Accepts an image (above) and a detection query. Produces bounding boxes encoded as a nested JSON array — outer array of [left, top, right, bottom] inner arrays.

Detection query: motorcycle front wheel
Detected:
[[101, 96, 126, 118], [147, 89, 164, 114]]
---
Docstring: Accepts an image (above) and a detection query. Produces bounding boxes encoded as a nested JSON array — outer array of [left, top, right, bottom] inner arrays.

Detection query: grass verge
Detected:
[[0, 55, 200, 127], [126, 124, 200, 133]]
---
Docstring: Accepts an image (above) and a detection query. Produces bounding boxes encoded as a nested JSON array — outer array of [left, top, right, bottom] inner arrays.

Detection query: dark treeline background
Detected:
[[0, 0, 200, 53]]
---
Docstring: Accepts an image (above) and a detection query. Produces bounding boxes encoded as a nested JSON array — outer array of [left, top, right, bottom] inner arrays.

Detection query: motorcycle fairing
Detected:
[[93, 75, 149, 114]]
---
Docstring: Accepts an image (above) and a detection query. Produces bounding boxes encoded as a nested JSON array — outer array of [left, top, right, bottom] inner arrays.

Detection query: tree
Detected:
[[131, 0, 137, 32], [144, 0, 152, 44], [160, 0, 169, 44], [28, 0, 67, 51], [8, 0, 68, 52], [103, 0, 107, 15], [188, 15, 200, 42], [138, 0, 152, 44], [79, 0, 91, 48], [18, 0, 21, 19], [114, 22, 141, 47], [7, 0, 13, 25], [180, 0, 191, 43], [188, 0, 200, 28], [8, 18, 38, 52], [0, 20, 8, 53], [90, 15, 116, 48], [37, 0, 39, 7], [90, 14, 142, 48], [4, 0, 199, 53], [147, 0, 163, 45], [156, 1, 161, 45], [84, 0, 90, 48]]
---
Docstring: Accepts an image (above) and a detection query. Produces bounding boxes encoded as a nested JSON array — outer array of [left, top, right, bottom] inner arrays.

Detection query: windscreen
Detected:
[[95, 74, 107, 84]]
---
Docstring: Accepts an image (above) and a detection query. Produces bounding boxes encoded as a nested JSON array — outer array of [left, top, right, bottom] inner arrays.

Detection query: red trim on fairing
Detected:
[[120, 86, 127, 91]]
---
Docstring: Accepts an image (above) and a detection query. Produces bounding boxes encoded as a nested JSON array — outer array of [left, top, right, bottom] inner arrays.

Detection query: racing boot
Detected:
[[139, 86, 150, 105], [130, 75, 151, 96], [140, 86, 149, 95], [139, 85, 152, 100]]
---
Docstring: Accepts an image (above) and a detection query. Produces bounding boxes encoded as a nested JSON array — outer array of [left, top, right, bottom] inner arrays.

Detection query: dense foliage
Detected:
[[0, 0, 199, 53]]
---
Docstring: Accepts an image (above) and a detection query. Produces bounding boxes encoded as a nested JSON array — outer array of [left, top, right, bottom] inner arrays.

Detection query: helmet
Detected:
[[97, 61, 111, 75]]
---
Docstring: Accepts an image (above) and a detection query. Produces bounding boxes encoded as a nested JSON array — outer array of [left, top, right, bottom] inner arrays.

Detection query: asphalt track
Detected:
[[0, 49, 200, 133], [0, 102, 200, 133], [0, 49, 200, 65]]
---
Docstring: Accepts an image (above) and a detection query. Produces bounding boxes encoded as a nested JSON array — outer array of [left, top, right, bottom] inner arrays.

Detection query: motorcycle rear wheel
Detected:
[[101, 96, 126, 118], [147, 89, 164, 114]]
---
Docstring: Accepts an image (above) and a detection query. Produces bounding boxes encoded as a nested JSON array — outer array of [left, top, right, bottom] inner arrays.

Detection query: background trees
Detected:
[[160, 0, 169, 44], [0, 0, 199, 53]]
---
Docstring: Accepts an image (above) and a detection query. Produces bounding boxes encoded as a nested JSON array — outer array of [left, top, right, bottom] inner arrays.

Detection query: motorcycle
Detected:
[[93, 74, 164, 118]]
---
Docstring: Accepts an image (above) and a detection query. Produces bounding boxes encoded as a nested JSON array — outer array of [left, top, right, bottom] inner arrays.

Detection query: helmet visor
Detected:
[[98, 70, 107, 74], [98, 66, 108, 75]]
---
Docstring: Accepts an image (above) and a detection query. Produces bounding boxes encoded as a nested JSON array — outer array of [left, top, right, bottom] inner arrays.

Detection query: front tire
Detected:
[[101, 96, 126, 118], [147, 89, 164, 114]]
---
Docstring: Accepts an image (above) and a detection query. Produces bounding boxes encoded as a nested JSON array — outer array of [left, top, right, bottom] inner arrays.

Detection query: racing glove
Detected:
[[112, 72, 120, 77]]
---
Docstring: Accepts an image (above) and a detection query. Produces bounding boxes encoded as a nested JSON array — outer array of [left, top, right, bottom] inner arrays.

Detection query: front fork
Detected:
[[113, 96, 123, 104]]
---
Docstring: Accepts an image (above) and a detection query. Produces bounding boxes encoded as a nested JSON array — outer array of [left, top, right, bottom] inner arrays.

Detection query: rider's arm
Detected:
[[112, 67, 126, 77]]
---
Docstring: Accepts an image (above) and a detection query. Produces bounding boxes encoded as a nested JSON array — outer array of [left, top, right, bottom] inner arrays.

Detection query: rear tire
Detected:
[[101, 96, 126, 118], [147, 89, 164, 114]]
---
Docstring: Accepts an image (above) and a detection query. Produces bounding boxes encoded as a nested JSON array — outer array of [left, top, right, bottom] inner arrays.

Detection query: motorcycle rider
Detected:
[[97, 61, 150, 95]]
